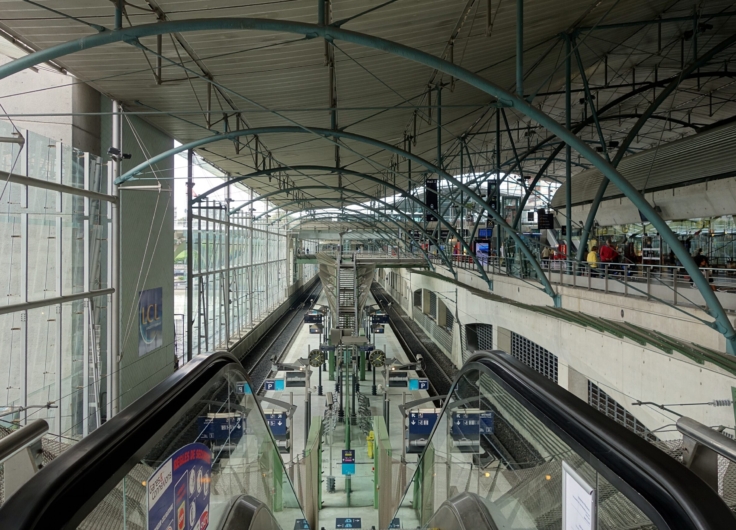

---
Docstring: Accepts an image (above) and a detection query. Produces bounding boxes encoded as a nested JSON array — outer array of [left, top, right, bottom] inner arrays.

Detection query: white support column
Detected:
[[56, 146, 64, 438], [110, 101, 121, 416], [82, 154, 90, 438], [106, 161, 114, 423]]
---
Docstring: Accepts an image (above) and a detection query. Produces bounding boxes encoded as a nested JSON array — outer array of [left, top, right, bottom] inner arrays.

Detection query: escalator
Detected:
[[0, 351, 307, 530], [0, 350, 734, 529], [386, 351, 736, 530]]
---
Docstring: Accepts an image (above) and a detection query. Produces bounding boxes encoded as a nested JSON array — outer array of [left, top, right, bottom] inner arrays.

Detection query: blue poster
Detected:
[[139, 287, 163, 357], [147, 442, 212, 530]]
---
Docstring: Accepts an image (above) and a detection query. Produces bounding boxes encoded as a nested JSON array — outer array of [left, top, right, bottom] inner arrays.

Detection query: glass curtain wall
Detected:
[[0, 122, 112, 441], [190, 191, 298, 356]]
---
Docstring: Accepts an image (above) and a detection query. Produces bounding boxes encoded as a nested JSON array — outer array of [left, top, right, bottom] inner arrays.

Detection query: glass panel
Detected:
[[78, 365, 306, 529], [394, 366, 657, 530]]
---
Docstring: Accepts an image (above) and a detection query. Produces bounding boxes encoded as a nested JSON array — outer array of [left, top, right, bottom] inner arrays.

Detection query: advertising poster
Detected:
[[148, 443, 212, 530], [139, 287, 163, 356]]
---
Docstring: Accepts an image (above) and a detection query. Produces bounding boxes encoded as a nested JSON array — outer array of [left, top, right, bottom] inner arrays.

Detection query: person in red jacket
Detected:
[[599, 240, 619, 268]]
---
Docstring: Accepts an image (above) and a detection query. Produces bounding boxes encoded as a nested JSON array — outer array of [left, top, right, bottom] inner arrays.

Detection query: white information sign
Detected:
[[562, 461, 596, 530]]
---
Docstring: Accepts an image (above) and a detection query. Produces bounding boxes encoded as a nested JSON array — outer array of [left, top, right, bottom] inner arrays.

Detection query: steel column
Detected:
[[186, 150, 194, 361]]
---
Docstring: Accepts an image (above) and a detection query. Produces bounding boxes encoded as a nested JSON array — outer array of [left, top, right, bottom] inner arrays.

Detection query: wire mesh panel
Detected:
[[428, 291, 437, 318], [476, 324, 493, 350], [588, 382, 657, 442], [510, 332, 558, 383]]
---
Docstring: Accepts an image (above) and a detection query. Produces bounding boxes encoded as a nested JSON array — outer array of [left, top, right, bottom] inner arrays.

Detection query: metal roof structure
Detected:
[[550, 118, 736, 208], [3, 0, 736, 212]]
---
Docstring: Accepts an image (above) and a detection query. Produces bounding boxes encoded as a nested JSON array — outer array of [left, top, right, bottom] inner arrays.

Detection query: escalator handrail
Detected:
[[463, 351, 735, 530], [0, 350, 244, 530]]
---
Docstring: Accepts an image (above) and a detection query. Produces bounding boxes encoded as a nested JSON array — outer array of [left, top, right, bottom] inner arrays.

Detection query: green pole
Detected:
[[360, 348, 366, 381], [329, 349, 335, 381]]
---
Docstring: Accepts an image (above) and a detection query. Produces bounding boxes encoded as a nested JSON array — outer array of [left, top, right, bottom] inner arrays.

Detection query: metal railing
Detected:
[[429, 254, 736, 312]]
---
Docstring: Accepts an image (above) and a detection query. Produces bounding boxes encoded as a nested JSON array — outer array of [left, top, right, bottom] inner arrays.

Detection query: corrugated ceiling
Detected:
[[1, 0, 736, 212]]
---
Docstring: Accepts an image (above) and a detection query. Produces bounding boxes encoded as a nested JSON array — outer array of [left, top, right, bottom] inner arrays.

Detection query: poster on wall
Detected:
[[562, 460, 596, 530], [139, 287, 163, 356], [147, 442, 212, 530]]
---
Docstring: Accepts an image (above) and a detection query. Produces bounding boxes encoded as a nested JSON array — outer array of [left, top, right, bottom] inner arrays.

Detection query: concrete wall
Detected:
[[378, 267, 736, 439], [101, 97, 176, 410], [0, 54, 101, 154]]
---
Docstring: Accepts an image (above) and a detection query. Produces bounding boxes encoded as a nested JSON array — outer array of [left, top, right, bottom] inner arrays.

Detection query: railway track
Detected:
[[370, 282, 454, 398], [240, 280, 323, 392]]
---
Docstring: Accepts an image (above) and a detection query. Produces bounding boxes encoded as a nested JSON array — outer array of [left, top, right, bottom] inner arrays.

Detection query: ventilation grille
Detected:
[[510, 332, 558, 383], [476, 324, 493, 350], [588, 382, 657, 442], [413, 289, 422, 308], [429, 291, 437, 318]]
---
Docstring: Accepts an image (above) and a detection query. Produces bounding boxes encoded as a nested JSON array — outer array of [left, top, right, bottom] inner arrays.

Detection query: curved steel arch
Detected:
[[121, 127, 550, 296], [510, 70, 736, 231], [278, 203, 440, 269], [207, 164, 477, 273], [1, 17, 729, 340], [221, 183, 483, 282], [286, 212, 413, 252]]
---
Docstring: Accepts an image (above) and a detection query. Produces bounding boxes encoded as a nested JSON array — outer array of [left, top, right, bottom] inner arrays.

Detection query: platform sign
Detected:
[[371, 325, 385, 334], [407, 410, 438, 453], [147, 442, 211, 530], [197, 414, 244, 443], [480, 411, 494, 434], [265, 412, 287, 437], [309, 324, 321, 334], [450, 411, 480, 438], [336, 518, 361, 528], [263, 379, 285, 392], [342, 449, 356, 475], [389, 518, 401, 529], [359, 343, 376, 352], [294, 519, 310, 530], [235, 381, 251, 394], [408, 379, 429, 391]]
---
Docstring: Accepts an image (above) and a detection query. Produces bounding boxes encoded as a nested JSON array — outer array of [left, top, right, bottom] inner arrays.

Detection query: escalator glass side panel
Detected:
[[392, 352, 736, 530], [77, 362, 304, 530], [0, 352, 305, 530]]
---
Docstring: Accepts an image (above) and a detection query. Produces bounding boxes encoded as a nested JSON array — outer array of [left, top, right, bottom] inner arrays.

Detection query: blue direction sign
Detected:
[[336, 518, 362, 528], [197, 414, 244, 443], [235, 381, 251, 394], [389, 518, 401, 529], [408, 379, 429, 391], [265, 412, 287, 437], [407, 410, 438, 454], [147, 443, 211, 530], [263, 379, 285, 391], [342, 449, 356, 475], [451, 411, 479, 437], [294, 519, 310, 530], [480, 411, 494, 434]]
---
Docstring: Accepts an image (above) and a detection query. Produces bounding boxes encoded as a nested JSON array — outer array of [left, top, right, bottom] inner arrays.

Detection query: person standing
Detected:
[[587, 246, 599, 276]]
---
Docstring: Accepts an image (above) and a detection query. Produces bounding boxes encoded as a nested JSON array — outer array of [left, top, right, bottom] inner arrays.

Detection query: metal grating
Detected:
[[445, 309, 454, 331], [429, 291, 437, 319], [476, 324, 493, 350], [510, 332, 558, 383], [588, 382, 658, 442], [413, 289, 422, 308]]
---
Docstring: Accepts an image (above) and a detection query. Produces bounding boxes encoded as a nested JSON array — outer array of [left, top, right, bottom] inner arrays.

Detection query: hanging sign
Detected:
[[139, 287, 163, 356], [147, 442, 212, 530]]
